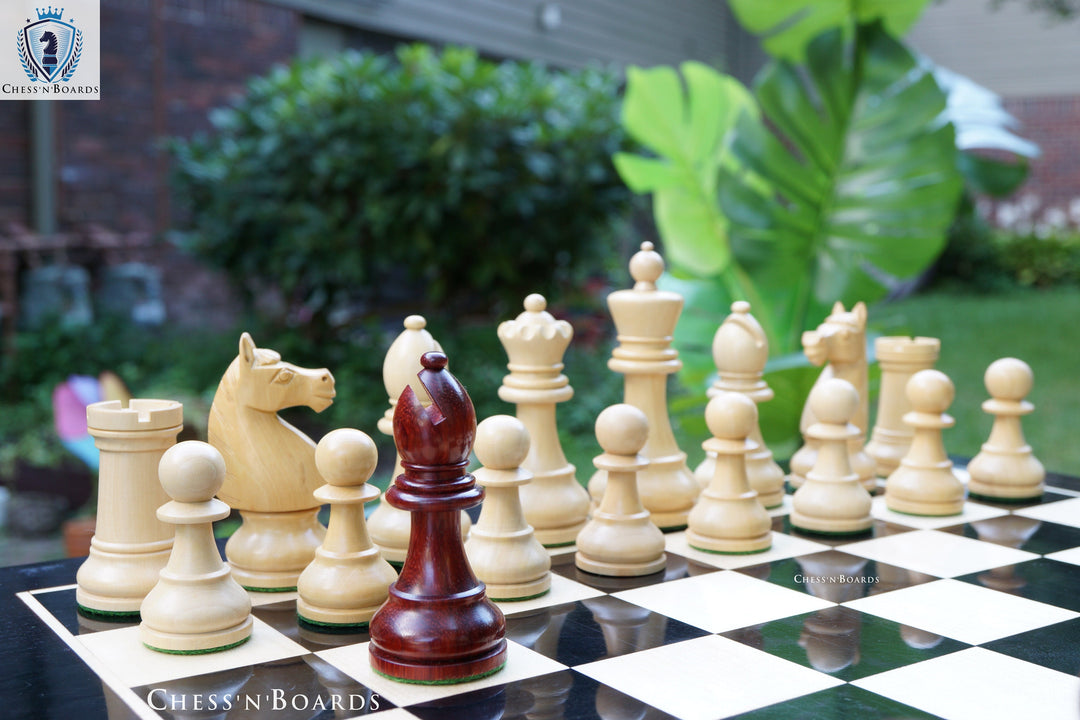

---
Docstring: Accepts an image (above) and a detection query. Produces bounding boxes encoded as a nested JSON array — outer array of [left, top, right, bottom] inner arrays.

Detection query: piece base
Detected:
[[140, 615, 253, 654], [371, 660, 506, 686], [75, 586, 152, 616], [296, 597, 380, 627], [756, 489, 786, 510], [241, 584, 296, 593], [574, 552, 666, 578], [790, 523, 875, 538], [485, 574, 551, 602], [76, 604, 140, 622], [533, 522, 587, 548], [297, 614, 369, 632], [789, 512, 874, 536], [143, 635, 251, 655], [647, 510, 690, 534], [968, 488, 1044, 503], [685, 530, 772, 555], [368, 640, 507, 685], [884, 497, 965, 517]]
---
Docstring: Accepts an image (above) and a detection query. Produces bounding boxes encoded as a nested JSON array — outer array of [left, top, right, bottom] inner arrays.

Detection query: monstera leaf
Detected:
[[728, 0, 932, 62], [614, 63, 782, 347], [932, 63, 1040, 196], [719, 24, 963, 353], [614, 63, 756, 277]]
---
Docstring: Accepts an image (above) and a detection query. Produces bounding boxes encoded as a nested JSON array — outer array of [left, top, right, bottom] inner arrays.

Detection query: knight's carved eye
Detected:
[[273, 369, 294, 384]]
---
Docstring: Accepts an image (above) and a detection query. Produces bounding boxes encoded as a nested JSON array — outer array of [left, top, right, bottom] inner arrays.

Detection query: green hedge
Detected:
[[170, 45, 633, 338]]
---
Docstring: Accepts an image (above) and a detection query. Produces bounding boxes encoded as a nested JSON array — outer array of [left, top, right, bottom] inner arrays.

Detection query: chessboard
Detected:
[[7, 467, 1080, 720]]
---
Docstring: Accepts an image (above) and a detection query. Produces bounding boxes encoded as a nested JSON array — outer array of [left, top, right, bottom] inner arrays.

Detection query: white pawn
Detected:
[[687, 393, 772, 553], [791, 379, 873, 535], [297, 429, 398, 628], [967, 358, 1045, 501], [576, 405, 666, 577], [693, 301, 785, 508], [466, 415, 552, 601], [885, 370, 965, 516], [140, 441, 253, 654]]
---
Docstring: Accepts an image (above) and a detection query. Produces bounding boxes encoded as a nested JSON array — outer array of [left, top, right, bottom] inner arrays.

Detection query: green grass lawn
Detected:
[[873, 285, 1080, 476]]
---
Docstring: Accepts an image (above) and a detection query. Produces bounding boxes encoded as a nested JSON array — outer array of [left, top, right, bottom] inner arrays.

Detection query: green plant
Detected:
[[170, 45, 633, 343], [997, 231, 1080, 286], [615, 22, 962, 371]]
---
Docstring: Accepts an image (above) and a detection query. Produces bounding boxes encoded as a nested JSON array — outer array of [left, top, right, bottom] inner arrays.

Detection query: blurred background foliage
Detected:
[[169, 44, 635, 344], [6, 5, 1080, 505]]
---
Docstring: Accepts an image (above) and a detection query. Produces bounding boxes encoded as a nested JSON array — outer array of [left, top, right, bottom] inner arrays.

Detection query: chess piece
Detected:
[[791, 379, 874, 535], [209, 332, 333, 591], [140, 441, 253, 654], [788, 302, 876, 493], [686, 392, 772, 553], [297, 428, 398, 629], [76, 399, 183, 619], [588, 241, 699, 530], [368, 352, 506, 684], [497, 294, 589, 546], [368, 316, 470, 565], [865, 337, 940, 477], [971, 515, 1042, 592], [693, 301, 785, 508], [967, 358, 1045, 501], [884, 370, 965, 516], [576, 404, 666, 576], [466, 415, 552, 600]]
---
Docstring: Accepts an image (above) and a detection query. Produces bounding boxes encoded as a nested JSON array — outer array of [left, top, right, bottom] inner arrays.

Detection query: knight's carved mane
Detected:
[[209, 355, 323, 512], [800, 303, 869, 432]]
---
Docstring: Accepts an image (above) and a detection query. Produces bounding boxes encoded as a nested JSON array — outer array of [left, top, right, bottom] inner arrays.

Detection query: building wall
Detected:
[[0, 0, 299, 231], [908, 0, 1080, 221], [907, 0, 1080, 99], [269, 0, 728, 69]]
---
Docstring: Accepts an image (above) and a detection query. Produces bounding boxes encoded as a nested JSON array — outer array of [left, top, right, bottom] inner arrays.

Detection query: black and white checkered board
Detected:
[[17, 471, 1080, 720]]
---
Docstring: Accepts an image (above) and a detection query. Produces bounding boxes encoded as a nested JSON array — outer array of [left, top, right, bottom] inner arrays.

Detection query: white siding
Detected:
[[908, 0, 1080, 98], [267, 0, 729, 69]]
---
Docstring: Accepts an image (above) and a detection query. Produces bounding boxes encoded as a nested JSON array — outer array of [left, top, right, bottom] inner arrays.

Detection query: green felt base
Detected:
[[144, 635, 250, 655], [372, 661, 506, 686], [242, 585, 296, 593], [689, 544, 772, 556], [790, 524, 875, 538], [884, 507, 963, 518], [76, 604, 140, 622], [489, 589, 550, 602], [296, 614, 369, 633], [968, 491, 1043, 504], [541, 540, 576, 549], [659, 524, 688, 533]]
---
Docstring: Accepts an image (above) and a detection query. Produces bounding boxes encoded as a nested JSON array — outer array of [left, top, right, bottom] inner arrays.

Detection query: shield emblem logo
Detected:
[[22, 17, 77, 82]]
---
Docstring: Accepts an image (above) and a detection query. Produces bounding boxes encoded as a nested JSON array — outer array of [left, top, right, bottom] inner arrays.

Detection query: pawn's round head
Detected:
[[705, 392, 757, 441], [315, 428, 378, 487], [159, 441, 226, 502], [475, 415, 530, 471], [595, 403, 649, 456], [906, 369, 955, 413], [984, 357, 1033, 401], [809, 378, 860, 425]]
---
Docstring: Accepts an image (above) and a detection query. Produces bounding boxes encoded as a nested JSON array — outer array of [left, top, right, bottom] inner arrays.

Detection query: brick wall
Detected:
[[0, 103, 29, 227], [0, 0, 298, 327], [53, 0, 299, 232], [1001, 95, 1080, 225]]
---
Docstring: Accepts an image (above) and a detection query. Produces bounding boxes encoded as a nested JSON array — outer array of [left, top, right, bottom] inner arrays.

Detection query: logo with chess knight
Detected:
[[17, 5, 82, 83]]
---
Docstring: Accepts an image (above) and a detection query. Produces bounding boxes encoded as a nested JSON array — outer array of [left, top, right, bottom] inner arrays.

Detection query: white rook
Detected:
[[76, 399, 183, 618]]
